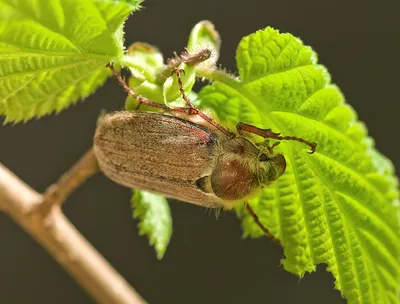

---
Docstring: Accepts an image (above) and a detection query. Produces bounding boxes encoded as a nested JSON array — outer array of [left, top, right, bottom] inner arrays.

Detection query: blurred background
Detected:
[[1, 0, 399, 303]]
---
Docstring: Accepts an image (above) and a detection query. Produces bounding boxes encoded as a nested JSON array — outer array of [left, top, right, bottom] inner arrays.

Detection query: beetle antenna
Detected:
[[245, 203, 281, 245], [277, 135, 316, 154], [236, 122, 316, 154], [173, 68, 234, 137]]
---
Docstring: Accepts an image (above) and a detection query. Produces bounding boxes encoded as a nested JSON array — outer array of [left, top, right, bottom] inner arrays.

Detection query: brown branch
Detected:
[[39, 148, 99, 215], [0, 158, 145, 304]]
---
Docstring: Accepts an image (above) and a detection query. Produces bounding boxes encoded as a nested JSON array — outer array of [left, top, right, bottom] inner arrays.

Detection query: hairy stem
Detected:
[[195, 67, 239, 86], [0, 161, 145, 304]]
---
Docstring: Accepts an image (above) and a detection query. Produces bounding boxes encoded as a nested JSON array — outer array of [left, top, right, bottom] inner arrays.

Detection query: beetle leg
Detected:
[[245, 203, 281, 245], [107, 62, 235, 138], [173, 68, 235, 138], [172, 68, 191, 108], [107, 63, 170, 110]]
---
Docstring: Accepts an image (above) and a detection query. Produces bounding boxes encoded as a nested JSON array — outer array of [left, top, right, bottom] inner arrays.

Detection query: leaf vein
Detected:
[[243, 64, 314, 85], [4, 2, 84, 53], [0, 58, 101, 81], [300, 150, 394, 302], [287, 147, 314, 259]]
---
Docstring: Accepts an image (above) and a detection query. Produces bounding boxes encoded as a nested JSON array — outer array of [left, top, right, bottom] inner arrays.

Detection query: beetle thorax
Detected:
[[209, 137, 286, 204]]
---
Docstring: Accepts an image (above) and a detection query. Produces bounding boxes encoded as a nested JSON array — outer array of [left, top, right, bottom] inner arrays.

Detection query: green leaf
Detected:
[[131, 190, 172, 259], [188, 20, 220, 52], [123, 21, 219, 111], [124, 42, 165, 84], [0, 0, 142, 122], [198, 27, 400, 304], [187, 20, 221, 67]]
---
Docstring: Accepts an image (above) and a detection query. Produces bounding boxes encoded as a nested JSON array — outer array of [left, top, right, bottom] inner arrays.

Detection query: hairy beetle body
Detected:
[[94, 111, 286, 208]]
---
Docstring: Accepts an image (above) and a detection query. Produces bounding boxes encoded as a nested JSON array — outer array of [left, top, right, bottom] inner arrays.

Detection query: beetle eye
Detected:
[[259, 153, 270, 162]]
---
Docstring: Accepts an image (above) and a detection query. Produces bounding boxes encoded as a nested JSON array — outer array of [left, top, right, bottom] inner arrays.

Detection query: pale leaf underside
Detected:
[[132, 190, 172, 260]]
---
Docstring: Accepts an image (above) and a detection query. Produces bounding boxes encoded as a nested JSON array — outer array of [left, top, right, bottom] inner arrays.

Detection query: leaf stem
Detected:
[[196, 67, 240, 86]]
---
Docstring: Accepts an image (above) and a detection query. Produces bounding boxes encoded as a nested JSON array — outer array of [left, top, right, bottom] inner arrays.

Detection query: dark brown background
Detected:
[[1, 0, 399, 303]]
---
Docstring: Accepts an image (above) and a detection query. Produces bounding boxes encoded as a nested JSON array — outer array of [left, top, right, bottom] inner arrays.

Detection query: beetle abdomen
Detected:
[[93, 111, 224, 207]]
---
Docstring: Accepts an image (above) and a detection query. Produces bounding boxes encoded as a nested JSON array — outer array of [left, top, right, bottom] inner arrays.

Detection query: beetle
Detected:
[[94, 110, 290, 208], [94, 66, 316, 210], [94, 64, 316, 241]]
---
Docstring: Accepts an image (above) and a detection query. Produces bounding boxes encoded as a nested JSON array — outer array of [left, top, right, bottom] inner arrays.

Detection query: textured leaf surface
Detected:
[[0, 0, 142, 122], [131, 190, 172, 259], [198, 27, 400, 303]]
